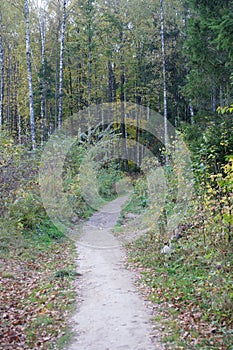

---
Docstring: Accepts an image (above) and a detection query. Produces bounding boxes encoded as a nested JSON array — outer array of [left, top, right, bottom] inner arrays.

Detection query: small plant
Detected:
[[97, 161, 123, 199], [53, 269, 80, 279], [1, 271, 15, 279], [122, 176, 149, 214], [8, 190, 46, 229]]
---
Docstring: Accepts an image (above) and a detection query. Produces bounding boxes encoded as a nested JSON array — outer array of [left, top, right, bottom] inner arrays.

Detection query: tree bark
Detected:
[[24, 0, 36, 149], [38, 6, 46, 145], [54, 0, 61, 129], [67, 41, 74, 133], [189, 100, 194, 124], [6, 50, 10, 132], [0, 10, 4, 128], [12, 61, 18, 138], [58, 0, 67, 129], [108, 60, 116, 103], [160, 0, 168, 165], [87, 0, 93, 106], [87, 31, 91, 105], [119, 29, 128, 172]]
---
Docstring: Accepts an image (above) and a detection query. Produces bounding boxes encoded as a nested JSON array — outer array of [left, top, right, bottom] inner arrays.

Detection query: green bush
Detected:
[[8, 190, 46, 230], [97, 161, 123, 199], [123, 176, 149, 214]]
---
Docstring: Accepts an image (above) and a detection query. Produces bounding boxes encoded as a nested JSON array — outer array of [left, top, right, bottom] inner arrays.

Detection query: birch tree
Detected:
[[37, 1, 46, 144], [58, 0, 67, 129], [0, 9, 4, 127], [54, 0, 61, 128], [24, 0, 36, 149], [160, 0, 168, 165], [87, 0, 93, 105]]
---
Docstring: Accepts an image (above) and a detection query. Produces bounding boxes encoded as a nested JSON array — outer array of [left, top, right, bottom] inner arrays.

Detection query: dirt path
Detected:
[[66, 195, 163, 350]]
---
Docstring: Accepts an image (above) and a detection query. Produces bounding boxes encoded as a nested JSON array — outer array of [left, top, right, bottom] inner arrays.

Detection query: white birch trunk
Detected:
[[38, 5, 46, 144], [0, 10, 4, 127], [87, 0, 93, 106], [24, 0, 36, 149], [87, 39, 91, 105], [160, 0, 168, 165], [189, 99, 194, 124], [58, 0, 67, 129], [55, 0, 61, 129], [18, 114, 22, 144], [6, 53, 10, 130]]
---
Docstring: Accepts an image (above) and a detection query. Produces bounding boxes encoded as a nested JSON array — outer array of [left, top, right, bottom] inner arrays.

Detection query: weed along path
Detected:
[[66, 195, 163, 350]]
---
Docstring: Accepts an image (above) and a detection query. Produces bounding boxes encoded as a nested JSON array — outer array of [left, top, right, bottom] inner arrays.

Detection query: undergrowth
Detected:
[[0, 133, 125, 349], [123, 166, 233, 349], [127, 230, 233, 349], [0, 219, 77, 350]]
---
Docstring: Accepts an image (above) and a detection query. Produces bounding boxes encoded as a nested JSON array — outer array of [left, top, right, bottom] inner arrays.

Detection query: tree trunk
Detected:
[[135, 103, 140, 167], [119, 30, 128, 172], [18, 114, 22, 144], [135, 47, 143, 168], [24, 0, 36, 149], [160, 0, 168, 165], [14, 61, 21, 143], [189, 100, 194, 124], [67, 42, 74, 133], [0, 10, 4, 128], [108, 60, 116, 103], [38, 6, 46, 145], [87, 33, 91, 105], [55, 0, 61, 129], [58, 0, 67, 129], [6, 50, 11, 132], [108, 60, 113, 103], [87, 0, 93, 106], [12, 61, 18, 139]]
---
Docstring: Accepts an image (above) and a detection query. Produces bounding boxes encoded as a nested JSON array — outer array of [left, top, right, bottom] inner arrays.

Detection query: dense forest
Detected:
[[0, 0, 232, 349], [0, 0, 232, 140]]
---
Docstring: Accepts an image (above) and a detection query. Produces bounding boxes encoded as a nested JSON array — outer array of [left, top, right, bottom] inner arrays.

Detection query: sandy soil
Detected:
[[66, 195, 163, 350]]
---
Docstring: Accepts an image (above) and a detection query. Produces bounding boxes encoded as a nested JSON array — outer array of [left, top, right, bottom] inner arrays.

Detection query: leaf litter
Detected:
[[0, 239, 78, 349]]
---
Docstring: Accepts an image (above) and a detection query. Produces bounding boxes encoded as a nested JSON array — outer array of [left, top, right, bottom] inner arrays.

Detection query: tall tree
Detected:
[[183, 0, 233, 112], [86, 0, 93, 105], [37, 1, 46, 144], [159, 0, 168, 165], [0, 9, 4, 127], [24, 0, 36, 149], [58, 0, 67, 129]]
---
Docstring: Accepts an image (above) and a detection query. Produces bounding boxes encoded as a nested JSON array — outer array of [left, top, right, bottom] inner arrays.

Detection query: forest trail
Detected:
[[66, 195, 163, 350]]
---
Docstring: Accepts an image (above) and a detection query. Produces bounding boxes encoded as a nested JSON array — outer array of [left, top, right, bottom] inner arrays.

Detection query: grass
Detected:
[[56, 329, 74, 349]]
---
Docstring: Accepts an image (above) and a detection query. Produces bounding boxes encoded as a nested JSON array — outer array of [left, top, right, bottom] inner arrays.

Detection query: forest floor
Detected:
[[65, 195, 164, 350], [1, 191, 231, 349], [0, 230, 77, 350]]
